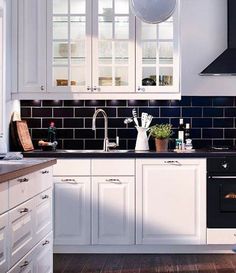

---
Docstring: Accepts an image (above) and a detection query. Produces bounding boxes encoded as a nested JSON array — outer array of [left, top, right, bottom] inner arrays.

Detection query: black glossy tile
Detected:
[[182, 107, 202, 117], [225, 129, 236, 138], [160, 108, 180, 117], [203, 108, 224, 117], [75, 129, 95, 139], [117, 139, 127, 149], [190, 129, 202, 139], [225, 108, 236, 117], [96, 108, 116, 117], [96, 129, 117, 139], [32, 129, 48, 139], [213, 139, 234, 147], [192, 96, 212, 106], [108, 118, 126, 128], [21, 100, 41, 107], [128, 100, 148, 107], [42, 100, 63, 107], [213, 118, 234, 128], [24, 119, 41, 128], [54, 108, 74, 117], [84, 139, 104, 150], [63, 140, 84, 149], [117, 129, 137, 139], [151, 118, 170, 125], [64, 118, 84, 128], [213, 97, 234, 106], [106, 100, 127, 107], [85, 118, 104, 128], [192, 139, 212, 149], [75, 108, 95, 118], [170, 97, 191, 106], [85, 100, 105, 107], [138, 108, 159, 118], [32, 108, 52, 117], [64, 100, 84, 106], [57, 129, 73, 139], [42, 119, 63, 128], [202, 129, 224, 139], [21, 108, 31, 118], [127, 139, 136, 150], [118, 108, 134, 118], [192, 118, 212, 128], [149, 100, 170, 106]]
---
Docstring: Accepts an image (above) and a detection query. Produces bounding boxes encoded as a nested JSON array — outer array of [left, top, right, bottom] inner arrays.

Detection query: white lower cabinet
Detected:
[[0, 212, 8, 273], [92, 176, 135, 245], [54, 177, 91, 245], [9, 199, 35, 267], [35, 189, 52, 244], [136, 159, 206, 245]]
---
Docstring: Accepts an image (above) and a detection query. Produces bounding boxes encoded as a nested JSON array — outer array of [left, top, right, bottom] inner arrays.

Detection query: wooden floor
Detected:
[[54, 254, 236, 273]]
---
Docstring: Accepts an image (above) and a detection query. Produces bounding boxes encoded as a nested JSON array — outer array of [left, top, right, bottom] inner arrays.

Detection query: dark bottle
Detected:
[[178, 118, 185, 143], [47, 122, 57, 143]]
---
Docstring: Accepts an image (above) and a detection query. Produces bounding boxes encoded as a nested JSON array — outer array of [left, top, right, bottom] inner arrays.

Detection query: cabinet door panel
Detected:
[[8, 247, 34, 273], [92, 176, 135, 245], [9, 199, 34, 267], [54, 177, 91, 245], [136, 159, 206, 245], [18, 0, 46, 92], [35, 189, 52, 244], [0, 182, 8, 214], [0, 213, 8, 273]]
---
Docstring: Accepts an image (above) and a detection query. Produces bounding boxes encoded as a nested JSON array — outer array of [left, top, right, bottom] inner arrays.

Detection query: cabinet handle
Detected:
[[41, 170, 49, 174], [19, 208, 29, 214], [164, 160, 181, 166], [61, 178, 78, 184], [137, 86, 145, 92], [42, 240, 50, 246], [106, 179, 122, 184], [87, 86, 92, 91], [42, 194, 49, 200], [20, 261, 29, 268], [17, 178, 29, 183], [93, 86, 101, 91], [40, 85, 44, 91]]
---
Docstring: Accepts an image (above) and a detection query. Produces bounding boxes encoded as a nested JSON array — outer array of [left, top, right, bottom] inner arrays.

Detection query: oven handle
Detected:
[[209, 176, 236, 179]]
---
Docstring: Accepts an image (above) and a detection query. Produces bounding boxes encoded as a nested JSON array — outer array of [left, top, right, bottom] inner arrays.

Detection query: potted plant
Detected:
[[149, 124, 173, 152]]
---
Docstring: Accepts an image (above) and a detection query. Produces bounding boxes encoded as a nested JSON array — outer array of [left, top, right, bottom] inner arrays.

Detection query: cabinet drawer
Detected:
[[0, 182, 8, 214], [35, 189, 52, 244], [92, 159, 135, 176], [207, 229, 236, 244], [37, 167, 53, 193], [53, 160, 90, 176], [9, 199, 34, 267], [9, 173, 35, 209], [0, 213, 8, 273]]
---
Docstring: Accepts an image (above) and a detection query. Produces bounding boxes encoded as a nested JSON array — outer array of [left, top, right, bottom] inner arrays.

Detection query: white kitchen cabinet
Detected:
[[136, 159, 206, 245], [54, 177, 91, 245], [9, 198, 35, 267], [0, 182, 8, 214], [0, 212, 8, 273], [18, 0, 47, 92], [34, 189, 52, 244], [36, 168, 53, 194], [53, 159, 90, 176], [92, 176, 135, 245], [8, 249, 34, 273]]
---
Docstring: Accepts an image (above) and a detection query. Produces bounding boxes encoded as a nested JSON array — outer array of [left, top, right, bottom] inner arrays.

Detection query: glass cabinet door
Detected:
[[136, 7, 179, 94], [92, 0, 135, 93], [47, 0, 91, 92]]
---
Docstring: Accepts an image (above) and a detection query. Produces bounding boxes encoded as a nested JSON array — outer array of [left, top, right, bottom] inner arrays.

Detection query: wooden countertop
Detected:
[[0, 158, 57, 183]]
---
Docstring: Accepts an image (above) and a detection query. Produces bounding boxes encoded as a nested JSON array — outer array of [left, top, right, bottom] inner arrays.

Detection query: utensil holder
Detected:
[[135, 127, 150, 151]]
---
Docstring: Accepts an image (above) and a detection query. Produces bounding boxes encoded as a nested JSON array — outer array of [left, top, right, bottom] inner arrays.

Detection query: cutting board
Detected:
[[16, 120, 34, 151]]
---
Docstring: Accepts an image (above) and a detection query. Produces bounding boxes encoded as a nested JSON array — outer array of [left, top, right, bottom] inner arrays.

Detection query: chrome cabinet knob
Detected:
[[40, 85, 44, 91], [93, 86, 101, 91], [222, 162, 229, 169], [137, 86, 145, 92]]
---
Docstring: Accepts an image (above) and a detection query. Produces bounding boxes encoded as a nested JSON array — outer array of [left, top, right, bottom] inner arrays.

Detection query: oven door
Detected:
[[208, 176, 236, 228]]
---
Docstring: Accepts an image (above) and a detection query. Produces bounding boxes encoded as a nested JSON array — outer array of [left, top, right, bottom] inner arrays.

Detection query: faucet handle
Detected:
[[116, 136, 119, 147]]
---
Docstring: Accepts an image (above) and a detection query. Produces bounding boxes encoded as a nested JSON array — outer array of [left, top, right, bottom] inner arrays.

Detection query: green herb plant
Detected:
[[149, 124, 173, 139]]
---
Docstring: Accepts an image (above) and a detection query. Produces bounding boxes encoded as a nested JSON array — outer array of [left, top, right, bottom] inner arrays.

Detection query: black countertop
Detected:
[[22, 149, 236, 158]]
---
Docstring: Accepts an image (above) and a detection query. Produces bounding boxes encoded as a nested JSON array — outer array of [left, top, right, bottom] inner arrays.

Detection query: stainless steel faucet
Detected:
[[92, 109, 119, 152]]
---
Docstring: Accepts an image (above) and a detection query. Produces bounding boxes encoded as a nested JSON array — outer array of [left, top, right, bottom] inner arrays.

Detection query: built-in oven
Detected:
[[207, 157, 236, 228]]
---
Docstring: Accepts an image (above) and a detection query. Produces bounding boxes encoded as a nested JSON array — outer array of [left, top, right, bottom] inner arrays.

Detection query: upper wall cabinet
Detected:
[[12, 0, 180, 100]]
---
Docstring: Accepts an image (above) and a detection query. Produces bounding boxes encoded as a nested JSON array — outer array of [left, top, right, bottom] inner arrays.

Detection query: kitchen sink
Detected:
[[63, 149, 133, 153]]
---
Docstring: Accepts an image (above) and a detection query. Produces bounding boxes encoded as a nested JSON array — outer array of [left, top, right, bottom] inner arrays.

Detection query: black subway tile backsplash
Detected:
[[20, 96, 236, 150]]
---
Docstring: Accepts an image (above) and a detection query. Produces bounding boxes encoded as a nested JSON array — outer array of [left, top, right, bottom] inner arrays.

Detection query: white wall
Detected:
[[180, 0, 236, 96]]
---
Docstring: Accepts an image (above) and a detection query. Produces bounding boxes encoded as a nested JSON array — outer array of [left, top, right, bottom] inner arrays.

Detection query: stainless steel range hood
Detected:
[[200, 0, 236, 76]]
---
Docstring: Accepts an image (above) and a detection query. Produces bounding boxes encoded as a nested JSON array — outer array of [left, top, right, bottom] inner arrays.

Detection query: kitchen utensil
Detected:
[[145, 115, 153, 128], [16, 120, 34, 152], [132, 109, 139, 127], [141, 112, 148, 128], [124, 118, 133, 125]]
